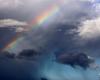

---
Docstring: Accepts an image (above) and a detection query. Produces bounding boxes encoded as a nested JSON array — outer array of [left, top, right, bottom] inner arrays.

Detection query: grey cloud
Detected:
[[0, 50, 39, 80], [4, 0, 99, 55], [72, 1, 100, 55], [75, 0, 100, 41], [56, 52, 95, 69], [0, 0, 94, 21], [0, 0, 24, 9], [0, 49, 41, 61]]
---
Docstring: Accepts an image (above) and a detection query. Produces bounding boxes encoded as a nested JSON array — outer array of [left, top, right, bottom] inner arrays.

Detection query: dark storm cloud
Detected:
[[0, 49, 40, 78], [17, 49, 41, 61], [0, 49, 41, 61], [56, 52, 95, 69], [0, 49, 42, 80]]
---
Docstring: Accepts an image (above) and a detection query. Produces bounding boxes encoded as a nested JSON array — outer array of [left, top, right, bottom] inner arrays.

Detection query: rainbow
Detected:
[[36, 5, 59, 25], [30, 5, 59, 29], [2, 34, 23, 51], [2, 4, 60, 51]]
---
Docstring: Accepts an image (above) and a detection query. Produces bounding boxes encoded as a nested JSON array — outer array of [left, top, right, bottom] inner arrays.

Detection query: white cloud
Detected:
[[77, 17, 100, 40], [72, 0, 100, 45], [0, 19, 27, 26], [0, 19, 28, 32]]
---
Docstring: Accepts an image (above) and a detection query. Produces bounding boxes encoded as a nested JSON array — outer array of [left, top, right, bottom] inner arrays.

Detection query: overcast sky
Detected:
[[0, 0, 100, 80], [0, 0, 100, 56]]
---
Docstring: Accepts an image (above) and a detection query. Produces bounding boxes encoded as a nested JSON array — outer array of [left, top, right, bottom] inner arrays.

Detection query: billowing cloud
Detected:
[[69, 0, 100, 42], [2, 0, 100, 55], [0, 49, 41, 61], [77, 17, 100, 40], [0, 19, 28, 32], [5, 0, 96, 53]]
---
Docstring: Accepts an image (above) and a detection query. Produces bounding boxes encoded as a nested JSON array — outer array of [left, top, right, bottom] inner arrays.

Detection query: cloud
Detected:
[[66, 1, 100, 44], [0, 0, 94, 21], [0, 19, 27, 26], [0, 49, 41, 61], [56, 52, 95, 69], [17, 49, 40, 60], [3, 0, 99, 54], [0, 19, 28, 32], [0, 1, 100, 80], [77, 17, 100, 40], [0, 50, 39, 80], [0, 0, 24, 9]]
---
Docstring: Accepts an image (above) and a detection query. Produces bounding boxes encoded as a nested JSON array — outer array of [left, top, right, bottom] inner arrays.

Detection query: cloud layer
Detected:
[[1, 0, 100, 57]]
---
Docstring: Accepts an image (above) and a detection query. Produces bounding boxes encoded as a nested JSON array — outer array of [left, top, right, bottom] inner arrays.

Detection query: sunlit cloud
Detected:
[[0, 19, 28, 32], [77, 17, 100, 40]]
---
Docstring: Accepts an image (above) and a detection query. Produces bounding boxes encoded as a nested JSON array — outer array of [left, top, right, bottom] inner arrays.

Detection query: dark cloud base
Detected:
[[0, 48, 98, 80], [0, 49, 41, 80]]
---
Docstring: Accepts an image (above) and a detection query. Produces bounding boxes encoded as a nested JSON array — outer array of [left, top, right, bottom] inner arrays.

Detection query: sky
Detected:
[[0, 0, 100, 80], [1, 0, 99, 56]]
